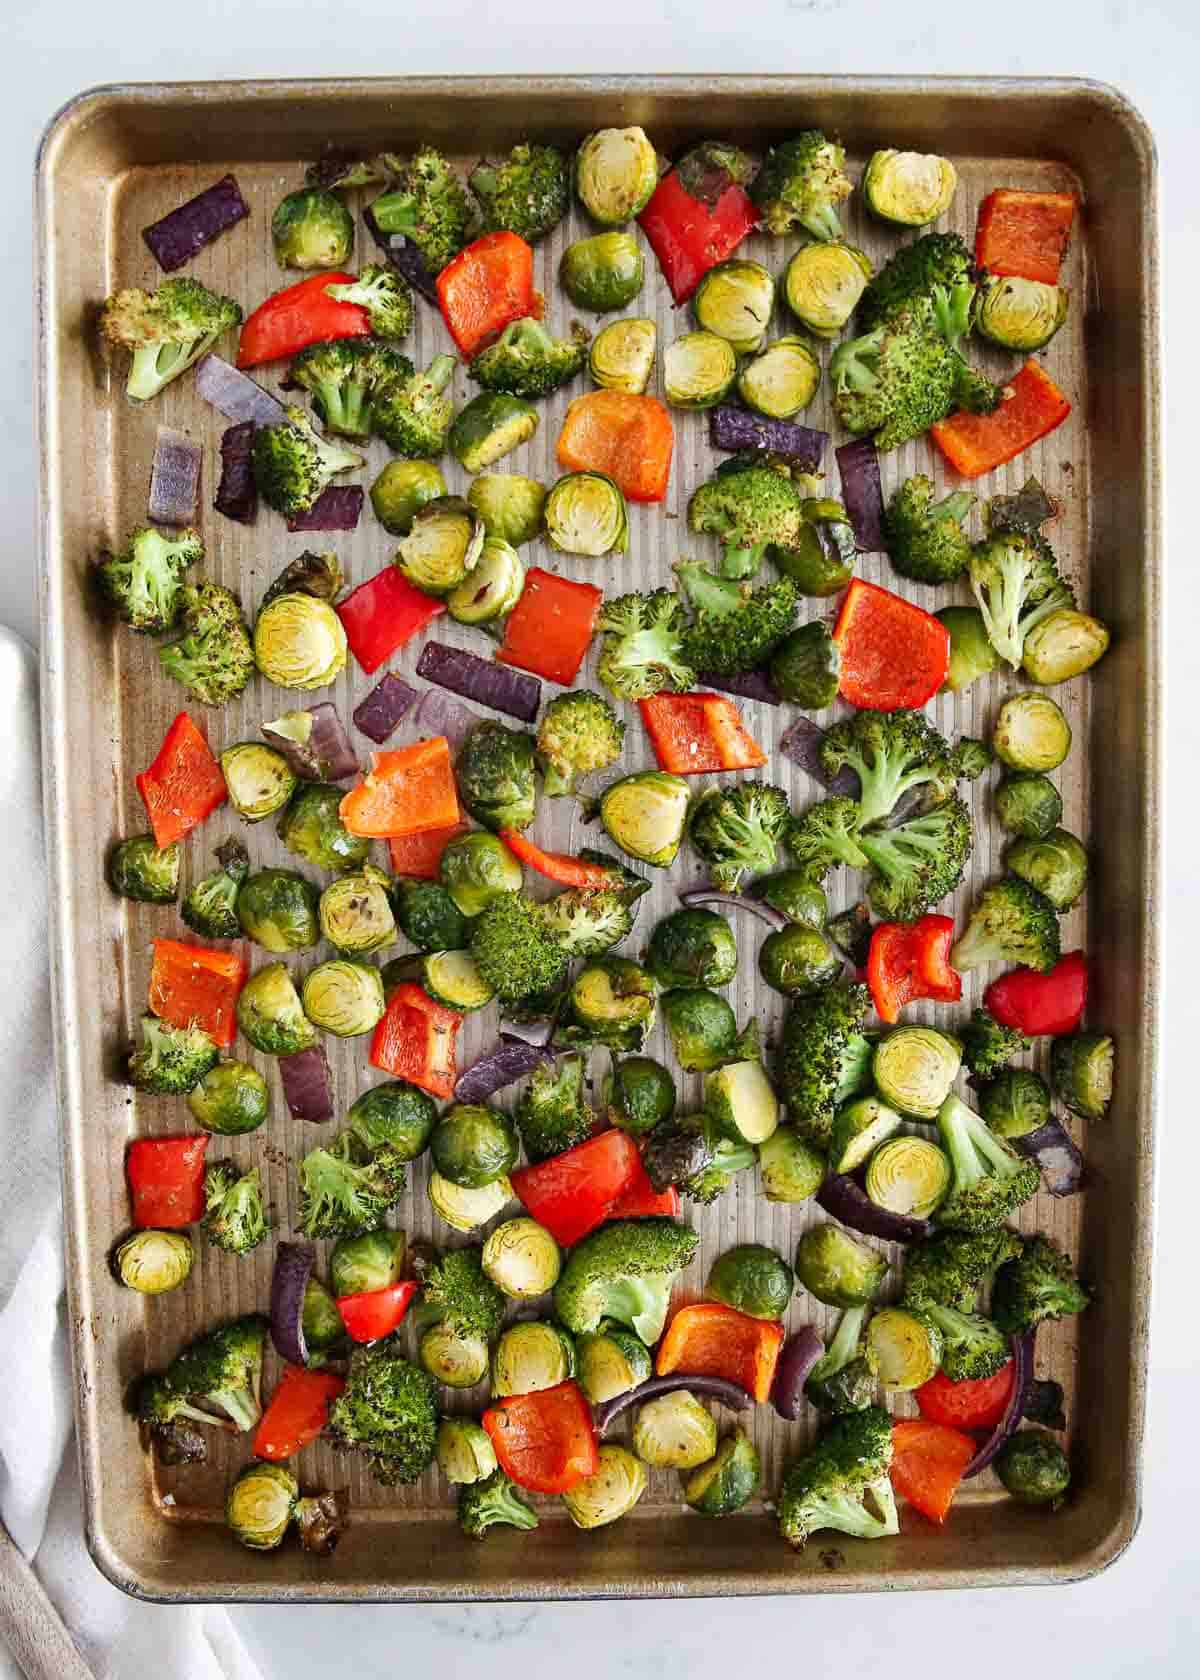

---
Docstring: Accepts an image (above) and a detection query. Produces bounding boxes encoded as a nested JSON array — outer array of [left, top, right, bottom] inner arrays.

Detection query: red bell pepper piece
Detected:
[[337, 1279, 420, 1345], [556, 390, 674, 503], [890, 1419, 976, 1526], [148, 937, 247, 1049], [340, 737, 462, 839], [607, 1156, 680, 1221], [638, 692, 766, 775], [388, 819, 471, 881], [127, 1134, 209, 1229], [497, 829, 615, 890], [638, 164, 758, 304], [833, 578, 950, 711], [931, 360, 1072, 481], [656, 1302, 784, 1405], [136, 711, 227, 849], [984, 950, 1087, 1037], [482, 1380, 599, 1493], [510, 1129, 643, 1247], [253, 1365, 346, 1462], [497, 567, 603, 687], [867, 915, 961, 1025], [236, 273, 371, 368], [337, 565, 445, 674], [975, 189, 1077, 285], [369, 981, 461, 1099], [436, 232, 536, 359], [916, 1362, 1015, 1434]]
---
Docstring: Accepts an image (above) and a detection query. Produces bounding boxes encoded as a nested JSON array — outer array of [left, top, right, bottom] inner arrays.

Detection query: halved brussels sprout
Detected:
[[428, 1171, 513, 1232], [684, 1429, 760, 1517], [769, 622, 841, 708], [604, 1056, 676, 1137], [829, 1095, 903, 1175], [576, 1323, 653, 1404], [446, 536, 525, 625], [993, 693, 1072, 772], [706, 1243, 793, 1320], [560, 232, 645, 313], [589, 318, 656, 394], [600, 771, 690, 868], [758, 925, 841, 998], [663, 331, 737, 409], [431, 1102, 519, 1189], [219, 743, 297, 822], [737, 337, 821, 420], [466, 473, 547, 547], [661, 987, 737, 1072], [1051, 1031, 1114, 1121], [302, 1277, 347, 1363], [277, 782, 370, 874], [370, 459, 447, 536], [187, 1061, 270, 1134], [437, 1418, 498, 1484], [864, 1135, 952, 1219], [938, 605, 1000, 693], [795, 1222, 889, 1308], [272, 187, 354, 269], [330, 1228, 406, 1297], [977, 277, 1069, 352], [422, 949, 495, 1013], [237, 867, 320, 952], [302, 959, 386, 1037], [481, 1217, 562, 1299], [108, 834, 180, 903], [450, 392, 540, 473], [559, 958, 657, 1053], [319, 865, 397, 955], [865, 1306, 941, 1391], [705, 1056, 779, 1145], [575, 127, 659, 226], [393, 879, 471, 953], [114, 1229, 194, 1294], [633, 1391, 718, 1469], [440, 831, 523, 917], [254, 594, 347, 690], [862, 150, 957, 227], [563, 1443, 647, 1529], [783, 242, 872, 338], [754, 871, 828, 929], [873, 1027, 963, 1119], [347, 1080, 438, 1162], [236, 961, 317, 1055], [995, 772, 1063, 840], [544, 472, 629, 558], [772, 498, 856, 597], [226, 1462, 297, 1551], [693, 259, 775, 353], [396, 495, 486, 597], [978, 1068, 1051, 1139], [1022, 610, 1111, 685], [1006, 828, 1089, 911], [420, 1324, 490, 1388], [758, 1128, 825, 1204], [647, 908, 738, 990], [491, 1321, 575, 1397]]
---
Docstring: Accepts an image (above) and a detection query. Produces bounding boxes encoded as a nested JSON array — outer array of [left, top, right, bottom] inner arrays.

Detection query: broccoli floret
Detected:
[[252, 405, 365, 516], [820, 710, 957, 829], [128, 1014, 218, 1095], [158, 580, 255, 707], [934, 1093, 1041, 1233], [856, 793, 973, 921], [515, 1053, 596, 1162], [370, 146, 474, 274], [182, 838, 251, 940], [961, 1007, 1030, 1080], [991, 1235, 1091, 1336], [805, 1305, 876, 1415], [325, 264, 414, 340], [326, 1345, 439, 1486], [536, 690, 625, 797], [949, 877, 1061, 974], [470, 895, 569, 1004], [683, 1127, 756, 1206], [140, 1315, 267, 1437], [688, 467, 805, 579], [776, 1406, 899, 1549], [883, 475, 976, 586], [469, 143, 570, 242], [675, 563, 799, 676], [100, 277, 242, 403], [949, 736, 993, 782], [539, 889, 634, 958], [751, 131, 853, 241], [419, 1247, 506, 1341], [787, 796, 869, 884], [298, 1130, 406, 1239], [831, 308, 984, 453], [689, 782, 792, 894], [923, 1303, 1010, 1381], [96, 525, 203, 633], [595, 591, 695, 702], [900, 1229, 1025, 1313], [373, 354, 457, 457], [459, 1469, 539, 1539], [469, 317, 589, 399], [288, 339, 413, 439], [777, 981, 872, 1153], [202, 1164, 269, 1256], [968, 533, 1077, 670], [858, 232, 978, 335], [554, 1217, 699, 1344]]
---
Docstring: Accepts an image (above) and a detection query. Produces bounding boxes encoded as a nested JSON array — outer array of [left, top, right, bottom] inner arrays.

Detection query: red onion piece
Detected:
[[594, 1373, 754, 1437], [195, 354, 288, 427], [417, 640, 542, 725], [143, 174, 249, 272], [964, 1331, 1035, 1478], [286, 486, 364, 533], [498, 1013, 560, 1049], [454, 1038, 556, 1103], [410, 687, 481, 752], [279, 1046, 333, 1123], [263, 703, 358, 782], [1015, 1118, 1085, 1196], [214, 421, 257, 525], [709, 406, 828, 468], [354, 673, 420, 744], [779, 717, 861, 797], [816, 1172, 931, 1244], [835, 437, 886, 554], [679, 887, 787, 931], [771, 1326, 826, 1420], [363, 206, 440, 305], [270, 1241, 316, 1366], [696, 669, 780, 706], [148, 427, 201, 526]]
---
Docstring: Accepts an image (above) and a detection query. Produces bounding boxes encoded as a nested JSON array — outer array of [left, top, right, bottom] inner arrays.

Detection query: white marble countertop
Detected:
[[6, 1, 1196, 1673]]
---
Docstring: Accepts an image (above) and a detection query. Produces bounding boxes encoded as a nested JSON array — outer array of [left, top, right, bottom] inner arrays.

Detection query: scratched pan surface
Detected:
[[34, 77, 1159, 1601]]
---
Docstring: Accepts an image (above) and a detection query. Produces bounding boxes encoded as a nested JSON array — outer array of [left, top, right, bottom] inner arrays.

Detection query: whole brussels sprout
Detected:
[[277, 783, 371, 874], [481, 1217, 561, 1299], [466, 472, 547, 547], [995, 1429, 1071, 1506], [754, 870, 827, 928], [706, 1243, 794, 1320], [769, 622, 841, 708], [439, 830, 523, 916], [237, 867, 321, 952], [1006, 829, 1089, 911], [114, 1229, 194, 1294], [394, 879, 472, 952], [661, 987, 738, 1071], [693, 258, 775, 354], [430, 1103, 519, 1189], [684, 1429, 761, 1517], [396, 496, 486, 597], [272, 187, 354, 269], [588, 318, 656, 394], [319, 865, 397, 955], [457, 722, 537, 833], [560, 232, 644, 313], [772, 498, 856, 596], [219, 743, 297, 823], [108, 834, 180, 903], [301, 959, 386, 1037], [604, 1055, 676, 1137], [795, 1222, 889, 1308], [978, 1068, 1052, 1139], [994, 772, 1063, 840], [187, 1061, 270, 1135], [236, 962, 316, 1056], [347, 1080, 438, 1163], [254, 594, 347, 690], [647, 908, 738, 990], [330, 1228, 406, 1297], [420, 1324, 490, 1389], [563, 1444, 647, 1530], [784, 241, 871, 337], [938, 605, 999, 693], [757, 1128, 825, 1204], [370, 459, 447, 535], [1022, 610, 1110, 685], [662, 331, 737, 409], [758, 925, 841, 997], [558, 958, 658, 1053], [575, 127, 659, 226], [737, 336, 821, 420], [226, 1461, 298, 1550]]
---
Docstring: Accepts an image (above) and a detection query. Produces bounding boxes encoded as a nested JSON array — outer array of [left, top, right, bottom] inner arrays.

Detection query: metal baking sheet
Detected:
[[34, 76, 1160, 1601]]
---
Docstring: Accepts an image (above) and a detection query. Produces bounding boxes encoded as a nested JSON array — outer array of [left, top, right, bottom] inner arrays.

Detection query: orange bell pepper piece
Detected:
[[388, 818, 471, 881], [497, 567, 603, 687], [889, 1418, 976, 1525], [656, 1302, 785, 1404], [975, 189, 1077, 285], [482, 1381, 599, 1493], [339, 737, 461, 838], [556, 390, 674, 503], [931, 360, 1071, 481]]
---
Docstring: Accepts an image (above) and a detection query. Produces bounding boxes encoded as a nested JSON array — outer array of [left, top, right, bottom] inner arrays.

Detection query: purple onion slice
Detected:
[[270, 1241, 316, 1366], [279, 1045, 333, 1123], [964, 1332, 1035, 1478], [262, 703, 358, 782], [214, 421, 257, 525], [454, 1038, 556, 1103], [410, 687, 481, 752], [417, 641, 541, 725], [195, 354, 288, 427], [835, 437, 886, 554], [148, 427, 201, 526], [142, 174, 249, 272], [696, 668, 780, 706], [353, 673, 420, 744], [816, 1172, 931, 1244], [709, 405, 828, 468], [771, 1326, 826, 1421], [286, 486, 364, 532], [779, 717, 861, 797], [594, 1373, 754, 1437], [679, 887, 788, 932], [1015, 1118, 1085, 1197]]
